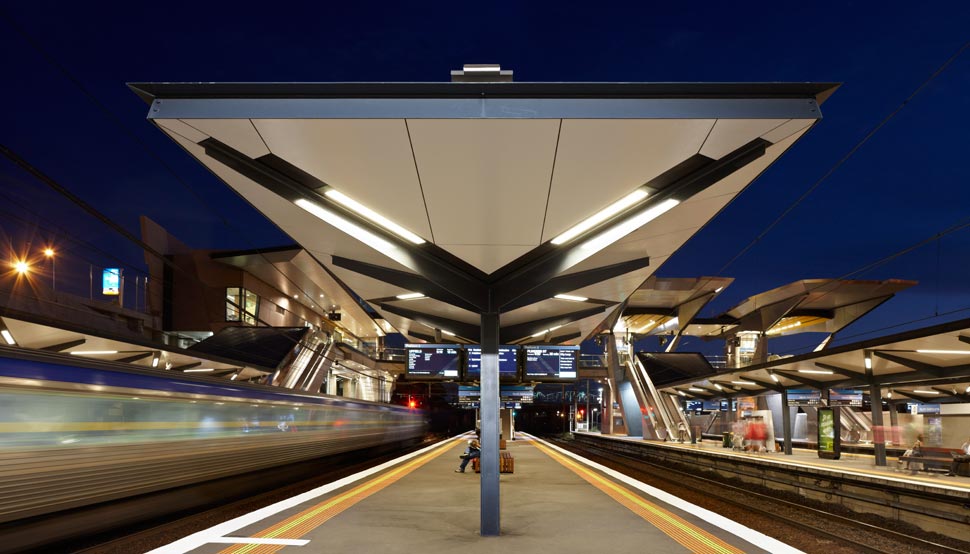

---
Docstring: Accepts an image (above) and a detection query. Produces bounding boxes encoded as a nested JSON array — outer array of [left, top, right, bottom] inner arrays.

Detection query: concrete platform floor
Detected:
[[151, 434, 799, 554]]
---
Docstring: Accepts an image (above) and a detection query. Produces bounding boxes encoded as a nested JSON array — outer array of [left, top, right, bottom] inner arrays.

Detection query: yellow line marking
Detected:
[[218, 439, 460, 554], [532, 440, 745, 554]]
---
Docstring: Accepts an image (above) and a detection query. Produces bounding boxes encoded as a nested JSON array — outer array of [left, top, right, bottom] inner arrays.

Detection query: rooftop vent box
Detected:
[[451, 64, 513, 82]]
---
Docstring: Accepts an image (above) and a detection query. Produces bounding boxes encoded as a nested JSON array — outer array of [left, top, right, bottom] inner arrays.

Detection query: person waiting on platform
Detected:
[[902, 434, 924, 472], [456, 437, 481, 473], [677, 421, 689, 443], [947, 436, 970, 476]]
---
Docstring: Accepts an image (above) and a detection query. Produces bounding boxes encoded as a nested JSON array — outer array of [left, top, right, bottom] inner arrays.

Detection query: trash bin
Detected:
[[722, 432, 732, 448]]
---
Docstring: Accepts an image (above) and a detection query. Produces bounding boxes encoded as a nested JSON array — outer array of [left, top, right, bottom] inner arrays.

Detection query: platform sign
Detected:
[[787, 389, 821, 406], [405, 344, 461, 379], [817, 407, 841, 460], [457, 385, 480, 403], [500, 385, 534, 404], [102, 268, 121, 296], [464, 345, 519, 381], [830, 389, 863, 406], [524, 345, 579, 380]]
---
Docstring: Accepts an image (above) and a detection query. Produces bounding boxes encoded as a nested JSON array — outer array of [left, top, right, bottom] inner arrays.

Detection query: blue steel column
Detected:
[[781, 388, 793, 455], [870, 383, 887, 466], [480, 311, 500, 535]]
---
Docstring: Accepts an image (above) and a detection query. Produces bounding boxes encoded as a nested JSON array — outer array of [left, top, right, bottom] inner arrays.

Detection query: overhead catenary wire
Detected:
[[668, 38, 970, 351]]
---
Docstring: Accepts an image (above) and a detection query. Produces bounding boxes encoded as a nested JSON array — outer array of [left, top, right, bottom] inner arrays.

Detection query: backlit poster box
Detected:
[[817, 407, 841, 460], [102, 268, 121, 296]]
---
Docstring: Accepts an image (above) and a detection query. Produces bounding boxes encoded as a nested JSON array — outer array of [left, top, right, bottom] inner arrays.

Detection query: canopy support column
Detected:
[[480, 310, 500, 536]]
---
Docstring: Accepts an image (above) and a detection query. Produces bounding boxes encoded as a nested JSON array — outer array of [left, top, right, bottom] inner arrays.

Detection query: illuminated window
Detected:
[[226, 287, 260, 325]]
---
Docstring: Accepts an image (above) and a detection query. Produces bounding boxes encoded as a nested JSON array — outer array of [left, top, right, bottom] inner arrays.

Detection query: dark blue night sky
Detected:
[[1, 1, 968, 358]]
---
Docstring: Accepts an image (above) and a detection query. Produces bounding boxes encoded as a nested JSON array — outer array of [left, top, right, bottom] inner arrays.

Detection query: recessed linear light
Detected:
[[70, 350, 119, 355], [551, 188, 649, 245], [396, 292, 426, 300], [714, 287, 724, 293], [770, 374, 779, 382], [324, 189, 426, 245], [580, 198, 680, 254], [185, 368, 214, 373], [864, 356, 872, 369], [295, 199, 396, 252], [441, 330, 456, 336], [0, 329, 14, 345], [798, 369, 834, 375], [713, 383, 723, 390], [732, 380, 755, 385], [531, 324, 563, 338], [554, 294, 589, 302], [912, 390, 939, 394], [689, 387, 704, 392], [677, 390, 686, 396], [916, 350, 970, 355], [230, 373, 239, 381]]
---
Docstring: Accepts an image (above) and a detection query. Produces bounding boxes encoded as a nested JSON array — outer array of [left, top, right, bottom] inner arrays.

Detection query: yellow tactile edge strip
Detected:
[[531, 439, 745, 554], [217, 439, 457, 554]]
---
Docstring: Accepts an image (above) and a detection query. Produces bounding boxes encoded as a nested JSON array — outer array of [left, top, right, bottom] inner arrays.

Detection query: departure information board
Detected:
[[405, 344, 460, 379], [464, 346, 519, 380], [524, 345, 578, 380]]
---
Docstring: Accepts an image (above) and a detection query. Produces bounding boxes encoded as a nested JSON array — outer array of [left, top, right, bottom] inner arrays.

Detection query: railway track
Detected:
[[551, 437, 969, 554]]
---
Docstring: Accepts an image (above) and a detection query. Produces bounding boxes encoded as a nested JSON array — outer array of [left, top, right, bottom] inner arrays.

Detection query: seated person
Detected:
[[947, 437, 970, 476], [456, 438, 481, 473]]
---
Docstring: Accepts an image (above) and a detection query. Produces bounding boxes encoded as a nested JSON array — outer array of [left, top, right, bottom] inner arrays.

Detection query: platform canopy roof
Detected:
[[658, 318, 970, 404], [131, 80, 837, 345]]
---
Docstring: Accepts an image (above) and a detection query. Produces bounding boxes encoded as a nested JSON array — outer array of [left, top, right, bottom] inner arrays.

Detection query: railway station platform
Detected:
[[151, 433, 798, 554], [576, 432, 970, 541]]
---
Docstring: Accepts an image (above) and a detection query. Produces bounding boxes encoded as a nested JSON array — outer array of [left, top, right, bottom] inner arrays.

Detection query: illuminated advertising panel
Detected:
[[102, 268, 121, 296], [817, 407, 841, 459]]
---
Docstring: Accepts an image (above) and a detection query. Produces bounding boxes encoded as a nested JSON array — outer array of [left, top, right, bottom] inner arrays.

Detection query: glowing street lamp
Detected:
[[43, 248, 55, 291], [12, 260, 29, 275]]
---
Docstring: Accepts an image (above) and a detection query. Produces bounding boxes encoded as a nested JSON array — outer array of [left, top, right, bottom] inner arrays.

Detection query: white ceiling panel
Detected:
[[182, 119, 270, 159], [407, 119, 560, 250], [437, 244, 535, 275], [155, 119, 208, 143], [164, 130, 415, 274], [571, 267, 657, 303], [252, 119, 432, 241], [699, 119, 788, 159], [542, 119, 715, 243], [761, 119, 814, 144], [380, 297, 480, 326]]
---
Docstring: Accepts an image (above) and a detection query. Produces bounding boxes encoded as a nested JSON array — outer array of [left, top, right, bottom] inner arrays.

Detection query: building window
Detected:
[[226, 287, 260, 325]]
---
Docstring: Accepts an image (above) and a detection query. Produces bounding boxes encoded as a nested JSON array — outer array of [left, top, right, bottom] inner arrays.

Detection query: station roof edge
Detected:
[[127, 81, 841, 105]]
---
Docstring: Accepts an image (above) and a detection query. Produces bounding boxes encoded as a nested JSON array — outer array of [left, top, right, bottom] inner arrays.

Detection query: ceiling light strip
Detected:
[[554, 294, 588, 302], [580, 198, 680, 253], [551, 188, 649, 245], [324, 189, 426, 244], [295, 199, 396, 252], [0, 329, 14, 345]]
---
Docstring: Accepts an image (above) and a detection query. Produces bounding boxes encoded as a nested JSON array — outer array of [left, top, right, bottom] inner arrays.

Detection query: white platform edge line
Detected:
[[147, 434, 467, 554], [523, 433, 805, 554], [209, 538, 310, 545]]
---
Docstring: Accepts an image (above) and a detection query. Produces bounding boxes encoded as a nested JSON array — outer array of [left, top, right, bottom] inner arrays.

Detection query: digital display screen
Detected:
[[830, 389, 863, 406], [464, 345, 519, 380], [406, 344, 460, 379], [524, 345, 579, 380], [787, 389, 822, 406]]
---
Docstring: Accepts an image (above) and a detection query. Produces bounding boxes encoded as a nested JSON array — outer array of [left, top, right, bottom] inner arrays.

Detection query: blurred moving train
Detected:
[[0, 345, 426, 525]]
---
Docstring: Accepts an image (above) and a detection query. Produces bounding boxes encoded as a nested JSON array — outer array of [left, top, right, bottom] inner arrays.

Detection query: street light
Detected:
[[43, 248, 55, 291], [12, 260, 29, 275]]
